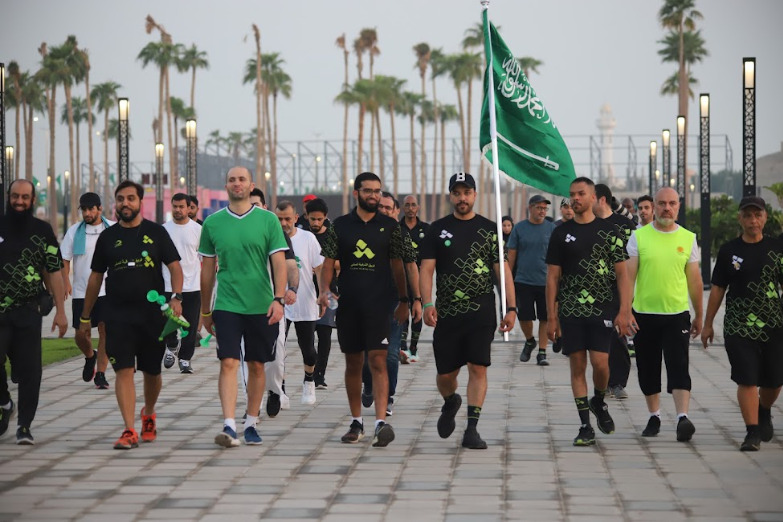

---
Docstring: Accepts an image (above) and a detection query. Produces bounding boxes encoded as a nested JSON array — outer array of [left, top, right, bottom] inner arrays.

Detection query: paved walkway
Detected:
[[1, 306, 783, 521]]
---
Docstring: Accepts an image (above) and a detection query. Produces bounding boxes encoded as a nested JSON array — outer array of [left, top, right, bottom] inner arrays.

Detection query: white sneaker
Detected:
[[280, 394, 291, 410], [409, 353, 419, 363], [301, 381, 316, 405], [163, 349, 176, 369]]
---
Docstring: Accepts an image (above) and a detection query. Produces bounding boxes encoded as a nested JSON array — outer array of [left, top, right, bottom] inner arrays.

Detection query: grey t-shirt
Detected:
[[507, 219, 556, 286]]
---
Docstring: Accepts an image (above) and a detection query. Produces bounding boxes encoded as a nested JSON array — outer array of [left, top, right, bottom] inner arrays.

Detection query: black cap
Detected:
[[79, 192, 101, 208], [448, 172, 476, 191], [738, 196, 766, 210], [528, 194, 551, 206], [560, 198, 571, 208]]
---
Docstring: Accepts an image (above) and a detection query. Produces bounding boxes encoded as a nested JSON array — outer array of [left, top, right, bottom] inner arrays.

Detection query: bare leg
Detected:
[[437, 370, 459, 398], [368, 350, 388, 421], [114, 368, 136, 430], [673, 389, 691, 415], [344, 352, 364, 418], [520, 320, 534, 339], [538, 321, 549, 351], [645, 393, 660, 414], [97, 322, 109, 373], [760, 386, 782, 409], [589, 351, 609, 390], [143, 372, 162, 414], [466, 364, 488, 407], [738, 385, 759, 425], [246, 361, 265, 418], [74, 329, 95, 358], [569, 351, 588, 397], [219, 358, 239, 420]]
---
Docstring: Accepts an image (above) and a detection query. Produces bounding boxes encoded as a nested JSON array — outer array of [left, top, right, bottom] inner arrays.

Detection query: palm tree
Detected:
[[206, 129, 224, 157], [353, 36, 368, 176], [21, 72, 45, 181], [376, 75, 406, 195], [398, 91, 423, 199], [516, 57, 544, 79], [7, 61, 22, 180], [336, 33, 350, 212], [438, 104, 459, 216], [336, 80, 369, 178], [763, 182, 783, 209], [78, 46, 96, 192], [359, 29, 379, 171], [90, 81, 121, 206], [658, 29, 708, 99], [61, 96, 91, 196], [261, 53, 292, 191], [417, 100, 435, 220], [177, 44, 209, 108], [248, 25, 267, 197], [660, 70, 698, 97], [226, 132, 246, 163], [413, 43, 431, 205], [169, 96, 194, 180]]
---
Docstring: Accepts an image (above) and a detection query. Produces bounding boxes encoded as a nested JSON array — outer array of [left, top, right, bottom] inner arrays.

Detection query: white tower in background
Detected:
[[596, 104, 616, 187]]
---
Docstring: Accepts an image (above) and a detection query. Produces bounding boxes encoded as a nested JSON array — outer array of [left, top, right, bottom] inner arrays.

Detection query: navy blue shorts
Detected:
[[213, 310, 278, 363]]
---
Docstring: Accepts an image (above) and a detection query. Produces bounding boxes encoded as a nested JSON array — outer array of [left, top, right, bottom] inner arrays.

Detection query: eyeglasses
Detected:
[[359, 188, 382, 196]]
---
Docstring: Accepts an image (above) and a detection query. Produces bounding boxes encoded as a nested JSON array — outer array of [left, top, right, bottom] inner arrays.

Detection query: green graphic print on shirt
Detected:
[[0, 229, 62, 312]]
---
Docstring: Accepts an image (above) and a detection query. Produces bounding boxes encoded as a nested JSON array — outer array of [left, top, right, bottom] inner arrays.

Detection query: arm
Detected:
[[268, 251, 287, 324], [313, 263, 325, 317], [78, 271, 105, 336], [62, 260, 72, 297], [285, 259, 299, 305], [391, 258, 409, 324], [43, 269, 68, 337], [545, 265, 561, 342], [317, 257, 336, 310], [701, 285, 726, 349], [199, 256, 217, 336], [493, 260, 517, 333], [166, 260, 184, 316], [405, 262, 422, 323], [685, 261, 704, 338], [507, 249, 517, 275], [613, 260, 634, 336], [419, 259, 437, 327]]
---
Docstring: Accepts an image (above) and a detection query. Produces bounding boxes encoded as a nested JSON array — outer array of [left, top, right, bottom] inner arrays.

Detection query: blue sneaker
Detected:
[[214, 425, 240, 448], [244, 426, 263, 445]]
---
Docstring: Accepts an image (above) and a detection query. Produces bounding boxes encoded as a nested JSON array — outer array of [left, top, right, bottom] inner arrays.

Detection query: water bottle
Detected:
[[327, 292, 339, 310]]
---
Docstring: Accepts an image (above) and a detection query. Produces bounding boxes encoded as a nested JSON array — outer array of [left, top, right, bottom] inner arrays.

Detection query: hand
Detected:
[[614, 311, 637, 338], [701, 324, 713, 349], [394, 302, 409, 324], [64, 279, 72, 298], [499, 311, 516, 333], [318, 301, 326, 318], [423, 306, 437, 328], [284, 289, 297, 305], [547, 317, 559, 343], [202, 314, 216, 337], [52, 310, 68, 338], [267, 301, 284, 324], [317, 293, 329, 310], [690, 316, 703, 339], [411, 300, 422, 323], [168, 299, 183, 317]]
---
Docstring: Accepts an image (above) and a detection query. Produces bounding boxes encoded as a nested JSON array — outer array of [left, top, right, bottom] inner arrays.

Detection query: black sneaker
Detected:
[[315, 379, 328, 390], [588, 396, 615, 434], [573, 425, 596, 446], [372, 422, 395, 447], [676, 416, 695, 442], [759, 406, 774, 442], [16, 426, 34, 445], [552, 337, 562, 353], [0, 400, 14, 437], [341, 420, 364, 443], [519, 338, 536, 362], [94, 372, 110, 390], [386, 397, 394, 417], [82, 352, 97, 382], [266, 391, 281, 418], [740, 431, 761, 451], [536, 352, 549, 366], [461, 427, 487, 449], [642, 415, 661, 437], [361, 387, 374, 408], [437, 393, 462, 439]]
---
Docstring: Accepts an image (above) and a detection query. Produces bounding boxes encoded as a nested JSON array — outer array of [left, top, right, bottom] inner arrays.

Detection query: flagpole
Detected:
[[482, 0, 509, 340]]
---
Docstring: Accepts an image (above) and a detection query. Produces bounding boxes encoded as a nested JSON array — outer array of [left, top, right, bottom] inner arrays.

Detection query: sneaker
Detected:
[[759, 406, 774, 442], [573, 425, 596, 446], [372, 422, 395, 447], [140, 407, 156, 442], [461, 427, 488, 449], [280, 393, 291, 410], [400, 349, 411, 364], [409, 352, 419, 363], [178, 359, 193, 374], [214, 425, 240, 448], [314, 378, 328, 390], [552, 337, 562, 353], [361, 387, 374, 408], [520, 338, 536, 362], [244, 426, 263, 445], [386, 397, 394, 417], [740, 431, 761, 451], [302, 381, 316, 405], [588, 396, 615, 434], [0, 400, 15, 437], [94, 372, 110, 389], [341, 420, 364, 443], [609, 385, 628, 400], [163, 348, 176, 369], [437, 393, 462, 439], [642, 415, 661, 437], [82, 351, 97, 382], [16, 426, 34, 445], [113, 428, 138, 450], [266, 391, 281, 418], [536, 352, 549, 366], [676, 416, 695, 442], [627, 341, 636, 358]]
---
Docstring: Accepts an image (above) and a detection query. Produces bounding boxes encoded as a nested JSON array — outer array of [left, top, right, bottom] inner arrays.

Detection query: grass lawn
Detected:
[[4, 337, 97, 374]]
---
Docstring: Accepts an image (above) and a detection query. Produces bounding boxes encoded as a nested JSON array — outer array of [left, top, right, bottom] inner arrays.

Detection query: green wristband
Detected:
[[422, 302, 434, 310]]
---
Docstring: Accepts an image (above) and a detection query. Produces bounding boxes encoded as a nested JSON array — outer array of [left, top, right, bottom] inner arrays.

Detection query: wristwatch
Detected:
[[172, 293, 183, 301], [273, 297, 285, 306]]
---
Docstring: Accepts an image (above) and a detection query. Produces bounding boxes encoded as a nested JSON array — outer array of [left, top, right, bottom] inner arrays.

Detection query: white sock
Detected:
[[224, 418, 236, 431], [244, 416, 257, 430], [651, 410, 661, 418], [677, 413, 688, 419], [352, 416, 363, 426], [375, 419, 385, 428]]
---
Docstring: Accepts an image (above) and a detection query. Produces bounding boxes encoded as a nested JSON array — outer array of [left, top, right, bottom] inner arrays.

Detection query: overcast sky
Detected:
[[4, 0, 782, 185]]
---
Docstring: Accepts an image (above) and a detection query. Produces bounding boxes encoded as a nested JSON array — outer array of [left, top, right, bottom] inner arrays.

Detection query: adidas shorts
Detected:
[[336, 305, 391, 354]]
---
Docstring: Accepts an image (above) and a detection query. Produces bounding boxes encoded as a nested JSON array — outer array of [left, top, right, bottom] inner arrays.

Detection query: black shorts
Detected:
[[72, 297, 106, 328], [104, 315, 166, 375], [725, 330, 783, 387], [559, 317, 614, 355], [432, 318, 495, 374], [336, 305, 390, 354], [515, 283, 547, 322], [213, 310, 278, 363]]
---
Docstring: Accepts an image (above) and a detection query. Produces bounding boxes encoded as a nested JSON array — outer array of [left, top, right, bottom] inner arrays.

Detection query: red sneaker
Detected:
[[113, 428, 139, 449], [141, 407, 157, 443]]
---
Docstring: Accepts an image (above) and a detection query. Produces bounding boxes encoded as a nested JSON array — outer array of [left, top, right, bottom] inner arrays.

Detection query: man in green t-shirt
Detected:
[[199, 167, 289, 448]]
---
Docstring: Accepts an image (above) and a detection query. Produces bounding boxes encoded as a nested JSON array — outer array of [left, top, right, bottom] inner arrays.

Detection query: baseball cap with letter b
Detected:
[[448, 172, 476, 191]]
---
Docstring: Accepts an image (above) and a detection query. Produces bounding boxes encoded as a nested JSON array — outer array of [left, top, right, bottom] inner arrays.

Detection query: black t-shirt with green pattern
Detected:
[[0, 216, 63, 312], [711, 236, 783, 341], [546, 217, 628, 321], [420, 214, 500, 323]]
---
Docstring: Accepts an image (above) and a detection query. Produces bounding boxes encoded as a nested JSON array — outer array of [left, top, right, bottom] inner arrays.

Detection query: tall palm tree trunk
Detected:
[[357, 104, 365, 175], [253, 25, 266, 198], [440, 118, 447, 217], [272, 93, 279, 196], [103, 109, 110, 209], [677, 24, 688, 190], [341, 100, 349, 213], [419, 78, 427, 220], [14, 102, 21, 180], [369, 109, 376, 172], [190, 67, 197, 109], [75, 122, 81, 194], [85, 64, 95, 192], [389, 106, 399, 197], [375, 108, 384, 184], [264, 86, 273, 185], [409, 113, 416, 198], [64, 83, 78, 223], [165, 67, 175, 189], [24, 103, 33, 181], [47, 89, 58, 231]]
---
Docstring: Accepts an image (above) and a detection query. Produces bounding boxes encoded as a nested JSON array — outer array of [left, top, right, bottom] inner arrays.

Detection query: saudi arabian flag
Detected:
[[480, 12, 575, 197]]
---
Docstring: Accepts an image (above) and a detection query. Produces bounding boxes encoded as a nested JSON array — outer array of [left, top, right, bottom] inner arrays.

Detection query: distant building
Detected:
[[758, 141, 783, 210], [596, 104, 616, 187]]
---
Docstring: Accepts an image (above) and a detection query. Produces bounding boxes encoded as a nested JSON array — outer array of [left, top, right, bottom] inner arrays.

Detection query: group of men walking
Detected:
[[0, 168, 780, 454]]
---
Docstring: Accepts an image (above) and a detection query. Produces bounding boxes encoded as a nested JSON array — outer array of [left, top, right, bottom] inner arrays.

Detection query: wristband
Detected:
[[411, 296, 422, 302], [422, 302, 434, 310], [506, 307, 517, 314], [79, 316, 91, 323], [200, 311, 212, 317]]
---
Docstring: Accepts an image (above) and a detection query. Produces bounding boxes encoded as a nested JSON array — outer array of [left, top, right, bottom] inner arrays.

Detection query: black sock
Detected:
[[467, 405, 481, 428], [746, 424, 760, 436], [575, 397, 590, 426], [593, 388, 606, 402], [410, 344, 418, 355], [304, 371, 314, 382], [538, 348, 546, 355], [444, 393, 457, 404]]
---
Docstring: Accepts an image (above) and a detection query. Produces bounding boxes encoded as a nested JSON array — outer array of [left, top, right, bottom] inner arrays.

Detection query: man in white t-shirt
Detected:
[[61, 192, 115, 389], [276, 200, 324, 405], [162, 193, 202, 373]]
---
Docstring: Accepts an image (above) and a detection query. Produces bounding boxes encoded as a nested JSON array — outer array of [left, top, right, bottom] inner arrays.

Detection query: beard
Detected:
[[117, 206, 140, 223], [357, 195, 378, 213], [6, 201, 34, 227], [453, 201, 473, 216]]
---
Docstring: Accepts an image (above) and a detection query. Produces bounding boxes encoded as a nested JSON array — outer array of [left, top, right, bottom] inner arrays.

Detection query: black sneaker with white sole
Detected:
[[519, 338, 536, 362], [642, 415, 661, 437], [676, 416, 695, 442], [372, 422, 395, 447], [437, 394, 462, 439], [588, 396, 615, 434]]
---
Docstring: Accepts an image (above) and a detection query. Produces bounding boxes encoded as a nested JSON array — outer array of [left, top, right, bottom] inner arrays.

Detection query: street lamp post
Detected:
[[5, 146, 14, 182], [661, 129, 671, 189], [742, 57, 756, 196], [264, 171, 271, 198], [155, 142, 164, 223], [0, 63, 5, 216], [676, 115, 686, 225], [315, 155, 322, 190], [63, 170, 70, 236], [185, 119, 197, 197], [648, 141, 657, 194], [699, 93, 711, 286], [118, 98, 130, 182]]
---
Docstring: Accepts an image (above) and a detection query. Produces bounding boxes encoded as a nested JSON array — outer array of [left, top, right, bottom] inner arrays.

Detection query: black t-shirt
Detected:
[[321, 208, 404, 308], [313, 228, 338, 295], [546, 217, 628, 321], [91, 219, 181, 321], [711, 236, 783, 341], [0, 215, 63, 312], [420, 214, 500, 323], [400, 217, 430, 266], [605, 212, 635, 245]]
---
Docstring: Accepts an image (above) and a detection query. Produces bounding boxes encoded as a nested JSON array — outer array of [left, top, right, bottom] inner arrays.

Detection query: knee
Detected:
[[220, 358, 240, 372]]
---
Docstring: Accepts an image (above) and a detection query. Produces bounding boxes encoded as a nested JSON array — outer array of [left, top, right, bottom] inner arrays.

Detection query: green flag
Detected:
[[480, 12, 575, 197]]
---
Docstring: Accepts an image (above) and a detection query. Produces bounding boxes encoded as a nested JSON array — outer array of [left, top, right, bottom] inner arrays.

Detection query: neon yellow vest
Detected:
[[632, 224, 695, 314]]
